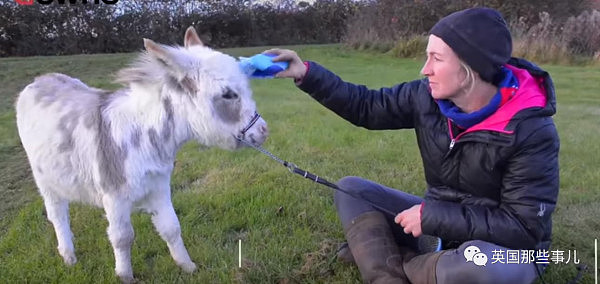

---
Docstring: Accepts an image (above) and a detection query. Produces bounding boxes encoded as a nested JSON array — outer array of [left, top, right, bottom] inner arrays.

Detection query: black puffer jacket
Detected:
[[297, 58, 559, 250]]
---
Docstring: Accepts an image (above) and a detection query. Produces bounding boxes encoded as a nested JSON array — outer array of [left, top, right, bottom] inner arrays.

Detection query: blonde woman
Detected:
[[268, 7, 558, 284]]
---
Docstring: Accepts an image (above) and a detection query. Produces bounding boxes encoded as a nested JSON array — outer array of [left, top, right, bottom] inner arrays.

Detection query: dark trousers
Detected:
[[334, 176, 542, 284], [335, 176, 423, 251]]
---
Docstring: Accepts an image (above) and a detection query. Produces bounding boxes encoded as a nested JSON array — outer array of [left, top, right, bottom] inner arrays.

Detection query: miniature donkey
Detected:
[[15, 27, 268, 282]]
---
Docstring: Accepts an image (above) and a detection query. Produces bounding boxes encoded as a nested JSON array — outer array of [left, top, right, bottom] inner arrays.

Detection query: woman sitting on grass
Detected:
[[267, 7, 559, 284]]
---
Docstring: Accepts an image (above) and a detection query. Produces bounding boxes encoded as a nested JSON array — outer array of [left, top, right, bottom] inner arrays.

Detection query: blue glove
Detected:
[[239, 54, 289, 79]]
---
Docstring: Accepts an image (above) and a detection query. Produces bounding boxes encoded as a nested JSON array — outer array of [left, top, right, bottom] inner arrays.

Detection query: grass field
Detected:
[[0, 45, 598, 283]]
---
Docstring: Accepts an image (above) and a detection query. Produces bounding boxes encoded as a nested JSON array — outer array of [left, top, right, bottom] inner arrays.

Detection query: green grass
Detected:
[[0, 45, 598, 283]]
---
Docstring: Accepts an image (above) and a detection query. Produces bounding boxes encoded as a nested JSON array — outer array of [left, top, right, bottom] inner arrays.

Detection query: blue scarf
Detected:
[[436, 66, 518, 129]]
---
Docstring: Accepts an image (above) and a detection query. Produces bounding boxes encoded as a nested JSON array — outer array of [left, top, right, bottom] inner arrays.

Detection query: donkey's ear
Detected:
[[184, 27, 203, 48], [144, 38, 168, 59], [144, 38, 187, 79]]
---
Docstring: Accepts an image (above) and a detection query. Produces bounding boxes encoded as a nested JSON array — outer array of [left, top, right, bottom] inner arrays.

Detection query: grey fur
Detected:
[[33, 74, 92, 108], [83, 91, 111, 130], [33, 83, 58, 108], [166, 76, 197, 98], [148, 128, 169, 162], [179, 77, 197, 97], [211, 95, 241, 124], [83, 110, 99, 130], [166, 76, 185, 95], [57, 110, 79, 153], [113, 226, 134, 249], [96, 92, 128, 191], [130, 127, 142, 148], [161, 97, 174, 141]]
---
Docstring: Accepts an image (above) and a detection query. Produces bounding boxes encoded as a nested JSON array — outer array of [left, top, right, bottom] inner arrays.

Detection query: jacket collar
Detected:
[[463, 60, 553, 134]]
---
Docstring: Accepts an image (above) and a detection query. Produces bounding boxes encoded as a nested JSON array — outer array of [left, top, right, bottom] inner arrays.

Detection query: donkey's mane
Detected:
[[114, 47, 180, 86]]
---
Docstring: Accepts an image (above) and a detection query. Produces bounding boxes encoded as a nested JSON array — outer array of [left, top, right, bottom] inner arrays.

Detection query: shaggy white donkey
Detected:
[[15, 27, 268, 282]]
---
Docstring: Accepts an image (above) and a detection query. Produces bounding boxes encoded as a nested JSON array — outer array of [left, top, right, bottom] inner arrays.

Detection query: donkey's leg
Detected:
[[148, 190, 196, 273], [40, 188, 77, 265], [102, 194, 135, 283]]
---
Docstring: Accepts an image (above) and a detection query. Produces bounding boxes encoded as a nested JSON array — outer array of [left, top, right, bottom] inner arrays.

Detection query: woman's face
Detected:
[[420, 35, 468, 100]]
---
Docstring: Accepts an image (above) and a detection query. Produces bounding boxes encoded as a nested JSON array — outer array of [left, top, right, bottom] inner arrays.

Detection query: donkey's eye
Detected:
[[222, 89, 239, 100]]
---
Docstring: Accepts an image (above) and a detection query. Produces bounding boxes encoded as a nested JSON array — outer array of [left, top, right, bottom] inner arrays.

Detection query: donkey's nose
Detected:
[[249, 132, 267, 146], [260, 125, 269, 136]]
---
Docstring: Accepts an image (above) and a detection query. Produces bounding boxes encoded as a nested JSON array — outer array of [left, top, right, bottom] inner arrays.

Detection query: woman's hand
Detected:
[[395, 204, 423, 237], [263, 48, 307, 80]]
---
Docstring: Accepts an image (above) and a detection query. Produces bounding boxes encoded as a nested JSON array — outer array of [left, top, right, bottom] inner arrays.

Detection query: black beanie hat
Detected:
[[430, 7, 512, 84]]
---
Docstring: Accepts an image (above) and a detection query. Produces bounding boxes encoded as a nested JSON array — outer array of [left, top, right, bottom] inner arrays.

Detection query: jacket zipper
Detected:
[[444, 119, 456, 158], [447, 119, 456, 150], [445, 118, 514, 157]]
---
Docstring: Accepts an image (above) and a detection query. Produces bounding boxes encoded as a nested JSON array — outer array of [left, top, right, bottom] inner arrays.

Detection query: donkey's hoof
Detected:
[[117, 273, 135, 284], [60, 250, 77, 266], [180, 261, 197, 273]]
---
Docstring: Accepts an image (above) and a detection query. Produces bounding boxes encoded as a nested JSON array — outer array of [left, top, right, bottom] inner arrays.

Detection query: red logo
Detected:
[[15, 0, 34, 5]]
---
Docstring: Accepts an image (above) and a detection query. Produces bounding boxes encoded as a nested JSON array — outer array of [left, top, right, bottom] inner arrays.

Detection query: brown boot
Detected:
[[403, 251, 444, 284], [338, 234, 440, 265], [344, 211, 409, 284], [336, 242, 355, 264]]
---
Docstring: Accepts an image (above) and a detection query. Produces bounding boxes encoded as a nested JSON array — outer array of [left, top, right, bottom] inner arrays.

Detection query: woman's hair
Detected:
[[459, 60, 476, 95]]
